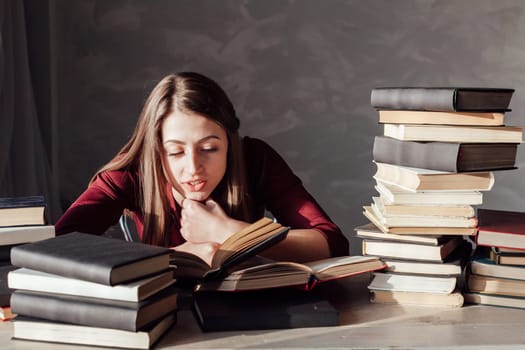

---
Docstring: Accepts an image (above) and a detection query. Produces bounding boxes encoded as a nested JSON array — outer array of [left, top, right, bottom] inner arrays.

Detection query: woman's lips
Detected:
[[184, 179, 206, 192]]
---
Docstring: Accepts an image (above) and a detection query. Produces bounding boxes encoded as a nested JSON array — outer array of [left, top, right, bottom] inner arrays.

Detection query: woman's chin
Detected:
[[184, 192, 209, 202]]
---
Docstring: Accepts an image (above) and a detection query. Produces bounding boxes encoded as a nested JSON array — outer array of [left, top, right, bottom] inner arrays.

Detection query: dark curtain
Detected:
[[0, 0, 60, 221]]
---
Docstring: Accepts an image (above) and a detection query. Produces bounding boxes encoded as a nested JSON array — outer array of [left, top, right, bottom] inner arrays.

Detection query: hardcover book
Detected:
[[13, 314, 176, 349], [10, 232, 172, 285], [489, 248, 525, 266], [368, 200, 477, 228], [373, 136, 518, 172], [373, 162, 495, 192], [170, 217, 289, 280], [0, 225, 55, 246], [476, 209, 525, 250], [194, 255, 386, 292], [370, 87, 514, 112], [0, 196, 46, 227], [362, 236, 463, 262], [363, 205, 477, 236], [374, 180, 483, 206], [193, 288, 339, 331], [354, 223, 448, 245], [10, 285, 179, 331], [467, 273, 525, 298], [372, 196, 475, 218], [377, 110, 505, 126], [8, 268, 175, 302], [464, 292, 525, 310], [470, 249, 525, 281], [370, 289, 464, 307], [383, 124, 523, 143], [368, 272, 458, 294]]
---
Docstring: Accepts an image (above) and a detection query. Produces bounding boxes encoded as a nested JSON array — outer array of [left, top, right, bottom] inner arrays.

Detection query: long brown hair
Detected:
[[92, 72, 248, 246]]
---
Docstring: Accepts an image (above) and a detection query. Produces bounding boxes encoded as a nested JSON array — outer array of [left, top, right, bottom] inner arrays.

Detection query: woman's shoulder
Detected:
[[242, 136, 279, 158]]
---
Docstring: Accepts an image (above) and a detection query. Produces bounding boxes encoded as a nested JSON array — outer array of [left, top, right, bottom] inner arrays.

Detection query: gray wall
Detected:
[[47, 0, 525, 253]]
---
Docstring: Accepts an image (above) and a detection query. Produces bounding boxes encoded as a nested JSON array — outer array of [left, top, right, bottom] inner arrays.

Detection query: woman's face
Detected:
[[161, 109, 228, 202]]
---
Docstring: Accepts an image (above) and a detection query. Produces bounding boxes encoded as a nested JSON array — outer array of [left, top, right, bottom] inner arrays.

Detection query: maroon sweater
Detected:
[[55, 137, 349, 256]]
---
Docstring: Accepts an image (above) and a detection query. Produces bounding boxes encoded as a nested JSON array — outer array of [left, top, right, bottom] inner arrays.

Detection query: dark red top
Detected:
[[55, 137, 349, 256]]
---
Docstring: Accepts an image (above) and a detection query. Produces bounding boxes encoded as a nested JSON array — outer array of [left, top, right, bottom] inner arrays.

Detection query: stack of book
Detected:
[[360, 87, 522, 307], [0, 196, 55, 320], [465, 209, 525, 309], [8, 232, 178, 349]]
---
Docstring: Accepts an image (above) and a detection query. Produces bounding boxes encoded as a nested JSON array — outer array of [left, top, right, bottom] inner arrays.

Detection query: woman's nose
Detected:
[[185, 152, 202, 175]]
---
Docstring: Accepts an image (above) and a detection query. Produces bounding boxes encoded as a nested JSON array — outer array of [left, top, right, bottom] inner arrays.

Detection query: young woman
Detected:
[[55, 72, 349, 265]]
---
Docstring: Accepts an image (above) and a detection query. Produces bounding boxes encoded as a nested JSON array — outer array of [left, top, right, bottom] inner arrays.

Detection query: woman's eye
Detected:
[[168, 151, 184, 157], [201, 147, 218, 153]]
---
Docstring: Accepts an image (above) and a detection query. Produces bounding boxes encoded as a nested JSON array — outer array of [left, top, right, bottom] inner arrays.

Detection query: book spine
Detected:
[[371, 88, 456, 111], [373, 136, 460, 172], [10, 291, 139, 331]]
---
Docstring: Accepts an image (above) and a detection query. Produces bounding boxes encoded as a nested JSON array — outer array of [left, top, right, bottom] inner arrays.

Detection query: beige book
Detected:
[[373, 196, 475, 217], [375, 180, 484, 206], [373, 162, 495, 192], [368, 272, 458, 294], [363, 205, 477, 236], [383, 124, 523, 143], [371, 289, 464, 307], [378, 110, 505, 126], [369, 200, 477, 228]]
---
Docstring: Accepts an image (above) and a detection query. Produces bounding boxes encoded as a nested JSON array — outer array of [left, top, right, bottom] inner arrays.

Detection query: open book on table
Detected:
[[170, 217, 290, 280], [194, 255, 386, 292]]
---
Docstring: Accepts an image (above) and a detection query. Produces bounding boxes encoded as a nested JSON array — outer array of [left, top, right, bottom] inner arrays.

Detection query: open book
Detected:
[[194, 255, 386, 292], [170, 217, 290, 280]]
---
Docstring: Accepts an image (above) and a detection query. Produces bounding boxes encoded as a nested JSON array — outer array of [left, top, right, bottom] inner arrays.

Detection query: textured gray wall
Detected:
[[51, 0, 525, 253]]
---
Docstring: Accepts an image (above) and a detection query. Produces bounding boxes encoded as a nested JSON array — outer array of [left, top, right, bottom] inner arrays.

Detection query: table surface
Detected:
[[2, 273, 525, 350]]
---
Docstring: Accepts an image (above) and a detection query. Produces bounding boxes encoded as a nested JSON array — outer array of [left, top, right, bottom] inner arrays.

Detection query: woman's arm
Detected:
[[55, 170, 136, 236], [260, 228, 332, 263]]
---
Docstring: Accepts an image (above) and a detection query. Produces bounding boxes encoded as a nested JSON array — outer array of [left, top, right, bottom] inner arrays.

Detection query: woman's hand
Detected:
[[180, 198, 249, 244], [172, 241, 219, 266]]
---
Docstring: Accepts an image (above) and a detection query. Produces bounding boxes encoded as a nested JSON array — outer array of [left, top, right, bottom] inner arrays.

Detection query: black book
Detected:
[[371, 87, 514, 112], [193, 288, 339, 331], [0, 265, 17, 306], [373, 136, 518, 172], [10, 285, 179, 331], [10, 232, 172, 285], [13, 313, 176, 349], [0, 196, 46, 226]]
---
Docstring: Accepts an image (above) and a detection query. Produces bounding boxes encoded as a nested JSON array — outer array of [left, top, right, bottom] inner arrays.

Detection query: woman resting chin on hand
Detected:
[[55, 72, 349, 264]]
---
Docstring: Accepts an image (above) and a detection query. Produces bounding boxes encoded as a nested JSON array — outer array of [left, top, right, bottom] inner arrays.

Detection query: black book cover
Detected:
[[10, 284, 179, 331], [371, 87, 514, 112], [373, 136, 518, 172], [0, 265, 17, 306], [0, 196, 45, 208], [193, 288, 339, 331], [10, 232, 172, 285]]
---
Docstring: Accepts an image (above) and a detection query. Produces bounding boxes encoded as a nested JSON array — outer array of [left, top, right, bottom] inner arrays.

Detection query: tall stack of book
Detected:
[[465, 209, 525, 309], [0, 196, 55, 320], [359, 87, 522, 307], [8, 232, 178, 349]]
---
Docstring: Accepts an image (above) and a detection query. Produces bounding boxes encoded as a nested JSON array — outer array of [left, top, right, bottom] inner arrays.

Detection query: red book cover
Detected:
[[476, 209, 525, 250]]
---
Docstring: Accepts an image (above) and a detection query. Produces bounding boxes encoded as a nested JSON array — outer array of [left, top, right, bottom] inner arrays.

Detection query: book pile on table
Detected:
[[359, 87, 522, 307], [464, 209, 525, 309], [8, 232, 177, 349], [0, 196, 55, 321]]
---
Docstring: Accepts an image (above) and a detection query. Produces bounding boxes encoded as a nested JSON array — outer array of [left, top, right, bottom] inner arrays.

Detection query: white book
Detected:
[[8, 268, 175, 302], [13, 314, 175, 349], [368, 272, 457, 294], [369, 199, 477, 228], [375, 180, 484, 206], [0, 225, 55, 246], [383, 123, 523, 143]]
